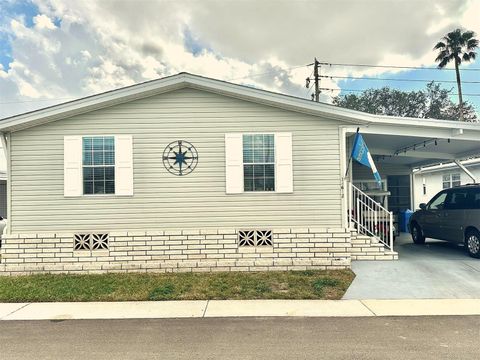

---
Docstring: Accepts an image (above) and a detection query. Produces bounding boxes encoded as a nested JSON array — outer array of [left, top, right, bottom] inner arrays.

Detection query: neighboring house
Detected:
[[413, 159, 480, 209], [0, 73, 479, 275]]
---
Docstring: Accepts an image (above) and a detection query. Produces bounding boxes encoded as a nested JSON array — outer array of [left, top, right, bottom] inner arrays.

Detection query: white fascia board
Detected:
[[345, 124, 480, 141]]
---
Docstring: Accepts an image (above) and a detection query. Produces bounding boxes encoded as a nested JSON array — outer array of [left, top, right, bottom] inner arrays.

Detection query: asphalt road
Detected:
[[1, 316, 479, 359]]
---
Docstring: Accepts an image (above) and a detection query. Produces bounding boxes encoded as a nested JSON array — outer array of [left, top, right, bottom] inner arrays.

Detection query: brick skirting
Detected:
[[0, 228, 352, 275]]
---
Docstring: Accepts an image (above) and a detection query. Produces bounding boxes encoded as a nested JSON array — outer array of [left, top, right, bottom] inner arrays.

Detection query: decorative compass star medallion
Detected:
[[162, 140, 198, 176]]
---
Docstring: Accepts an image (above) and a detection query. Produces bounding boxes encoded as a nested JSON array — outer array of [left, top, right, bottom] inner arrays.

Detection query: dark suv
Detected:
[[409, 184, 480, 258]]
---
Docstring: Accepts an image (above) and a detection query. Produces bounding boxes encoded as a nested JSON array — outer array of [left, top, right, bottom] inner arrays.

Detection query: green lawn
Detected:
[[0, 270, 354, 302]]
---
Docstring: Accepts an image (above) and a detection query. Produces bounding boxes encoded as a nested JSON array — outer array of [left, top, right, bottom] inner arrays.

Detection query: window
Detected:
[[82, 136, 115, 194], [443, 173, 461, 189], [428, 191, 447, 210], [467, 189, 480, 209], [445, 190, 469, 210], [243, 134, 275, 191]]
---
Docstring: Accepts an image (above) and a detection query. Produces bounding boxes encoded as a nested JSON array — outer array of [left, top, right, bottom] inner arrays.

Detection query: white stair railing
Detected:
[[348, 182, 394, 251]]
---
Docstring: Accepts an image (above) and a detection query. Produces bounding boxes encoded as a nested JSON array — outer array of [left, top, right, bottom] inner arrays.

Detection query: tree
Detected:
[[332, 82, 478, 121], [434, 28, 479, 116]]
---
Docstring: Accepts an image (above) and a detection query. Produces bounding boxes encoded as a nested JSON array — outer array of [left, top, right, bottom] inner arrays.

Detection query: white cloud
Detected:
[[33, 14, 56, 29], [0, 0, 477, 118]]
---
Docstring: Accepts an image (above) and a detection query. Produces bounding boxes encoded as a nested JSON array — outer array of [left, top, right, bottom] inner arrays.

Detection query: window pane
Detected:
[[83, 151, 92, 165], [244, 165, 253, 177], [104, 151, 115, 165], [243, 135, 253, 148], [253, 148, 265, 163], [94, 181, 105, 194], [93, 167, 105, 181], [105, 181, 115, 194], [452, 173, 461, 181], [429, 192, 447, 210], [265, 147, 274, 162], [83, 167, 94, 181], [264, 134, 274, 148], [104, 137, 115, 151], [253, 164, 265, 178], [93, 137, 104, 151], [265, 164, 275, 177], [443, 182, 450, 189], [83, 181, 93, 194], [83, 137, 92, 151], [253, 134, 263, 147], [472, 190, 480, 209], [265, 177, 275, 191], [254, 177, 265, 191], [93, 151, 104, 165], [244, 178, 254, 191], [243, 148, 254, 163], [105, 167, 115, 181], [443, 175, 450, 182]]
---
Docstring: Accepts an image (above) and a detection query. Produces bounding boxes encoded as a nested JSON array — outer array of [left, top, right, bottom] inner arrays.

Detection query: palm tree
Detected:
[[434, 29, 478, 118]]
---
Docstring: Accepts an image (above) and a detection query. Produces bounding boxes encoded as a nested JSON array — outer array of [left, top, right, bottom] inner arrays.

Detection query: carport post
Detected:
[[454, 160, 478, 183]]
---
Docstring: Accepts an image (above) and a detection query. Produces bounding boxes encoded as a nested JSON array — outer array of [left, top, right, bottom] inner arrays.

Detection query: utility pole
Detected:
[[305, 58, 321, 102], [313, 58, 320, 102]]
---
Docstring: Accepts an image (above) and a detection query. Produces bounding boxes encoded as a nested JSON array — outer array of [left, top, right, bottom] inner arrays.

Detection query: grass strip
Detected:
[[0, 270, 354, 302]]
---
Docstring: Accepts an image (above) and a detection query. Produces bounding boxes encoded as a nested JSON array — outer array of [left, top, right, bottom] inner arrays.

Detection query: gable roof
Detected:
[[1, 72, 479, 132]]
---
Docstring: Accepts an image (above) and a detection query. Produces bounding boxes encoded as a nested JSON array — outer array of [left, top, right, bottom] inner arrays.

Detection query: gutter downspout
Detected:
[[454, 160, 477, 183]]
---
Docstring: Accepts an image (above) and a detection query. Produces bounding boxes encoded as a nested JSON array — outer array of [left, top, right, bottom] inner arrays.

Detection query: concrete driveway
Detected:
[[343, 233, 480, 299]]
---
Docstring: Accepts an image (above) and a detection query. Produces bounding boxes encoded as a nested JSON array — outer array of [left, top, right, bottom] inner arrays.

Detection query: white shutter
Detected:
[[275, 132, 293, 193], [225, 133, 244, 194], [64, 136, 83, 197], [115, 135, 134, 196]]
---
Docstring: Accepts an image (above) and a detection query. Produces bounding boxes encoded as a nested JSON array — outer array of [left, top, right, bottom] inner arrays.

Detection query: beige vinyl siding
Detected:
[[9, 88, 343, 233]]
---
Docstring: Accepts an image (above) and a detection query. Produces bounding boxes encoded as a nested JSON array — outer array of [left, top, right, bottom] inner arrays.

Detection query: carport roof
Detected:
[[0, 72, 479, 168]]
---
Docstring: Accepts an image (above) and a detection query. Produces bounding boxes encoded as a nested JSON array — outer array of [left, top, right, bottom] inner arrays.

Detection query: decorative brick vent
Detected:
[[74, 233, 109, 251], [238, 230, 273, 247]]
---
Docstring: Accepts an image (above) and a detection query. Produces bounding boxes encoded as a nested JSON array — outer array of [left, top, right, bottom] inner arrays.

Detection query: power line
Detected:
[[319, 87, 480, 97], [320, 75, 480, 84], [315, 61, 480, 71]]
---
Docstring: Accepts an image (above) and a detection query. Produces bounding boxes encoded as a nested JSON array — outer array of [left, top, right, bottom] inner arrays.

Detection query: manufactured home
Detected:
[[0, 73, 479, 275]]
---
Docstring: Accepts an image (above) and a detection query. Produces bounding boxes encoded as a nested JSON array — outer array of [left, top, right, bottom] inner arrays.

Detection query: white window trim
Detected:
[[242, 133, 276, 193], [442, 172, 461, 189], [65, 134, 133, 198], [225, 132, 293, 195]]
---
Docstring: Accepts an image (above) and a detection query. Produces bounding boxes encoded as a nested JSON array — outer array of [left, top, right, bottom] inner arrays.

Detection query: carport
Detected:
[[340, 118, 480, 299], [340, 117, 480, 253]]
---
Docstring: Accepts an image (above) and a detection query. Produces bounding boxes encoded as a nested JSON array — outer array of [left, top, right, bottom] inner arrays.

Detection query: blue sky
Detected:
[[335, 64, 480, 113], [0, 0, 479, 118]]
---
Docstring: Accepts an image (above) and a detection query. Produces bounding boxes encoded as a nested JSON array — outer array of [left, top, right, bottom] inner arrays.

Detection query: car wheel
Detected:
[[411, 223, 425, 245], [465, 229, 480, 259]]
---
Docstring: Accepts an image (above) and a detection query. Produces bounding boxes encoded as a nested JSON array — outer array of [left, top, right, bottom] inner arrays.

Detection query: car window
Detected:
[[445, 189, 470, 210], [465, 188, 480, 210], [427, 192, 448, 210]]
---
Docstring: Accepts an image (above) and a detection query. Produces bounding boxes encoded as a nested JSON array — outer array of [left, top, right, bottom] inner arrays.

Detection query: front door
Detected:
[[387, 175, 411, 214]]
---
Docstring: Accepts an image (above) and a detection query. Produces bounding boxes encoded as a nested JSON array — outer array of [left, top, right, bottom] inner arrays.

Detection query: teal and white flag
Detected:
[[351, 132, 382, 186]]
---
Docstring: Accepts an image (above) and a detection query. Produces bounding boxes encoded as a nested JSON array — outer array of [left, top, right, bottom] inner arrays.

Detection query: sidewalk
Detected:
[[1, 299, 480, 320]]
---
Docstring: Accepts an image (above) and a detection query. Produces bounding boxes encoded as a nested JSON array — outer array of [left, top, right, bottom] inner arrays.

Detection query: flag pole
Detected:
[[344, 127, 360, 180]]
